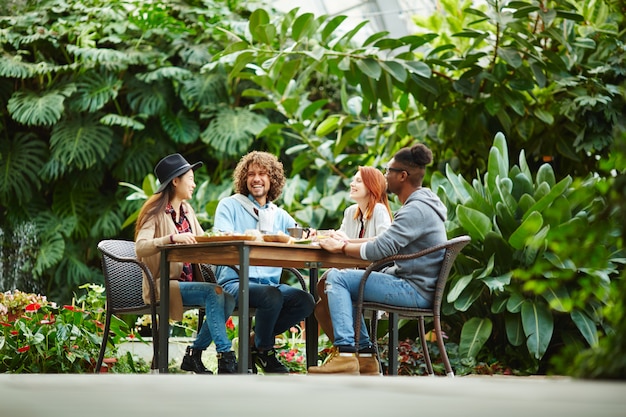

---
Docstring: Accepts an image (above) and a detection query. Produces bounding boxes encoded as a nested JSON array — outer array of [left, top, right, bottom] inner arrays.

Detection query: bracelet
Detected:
[[340, 240, 348, 254], [169, 234, 175, 244]]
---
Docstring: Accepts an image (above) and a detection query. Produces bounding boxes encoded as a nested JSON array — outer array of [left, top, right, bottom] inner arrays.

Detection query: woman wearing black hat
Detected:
[[135, 154, 237, 374]]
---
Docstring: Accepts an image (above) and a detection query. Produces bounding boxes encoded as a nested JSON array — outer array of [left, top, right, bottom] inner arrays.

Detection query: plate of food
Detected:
[[196, 234, 257, 242]]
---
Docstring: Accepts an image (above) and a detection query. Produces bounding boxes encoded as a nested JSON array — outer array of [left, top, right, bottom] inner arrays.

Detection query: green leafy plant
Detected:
[[0, 284, 129, 373], [432, 132, 623, 372]]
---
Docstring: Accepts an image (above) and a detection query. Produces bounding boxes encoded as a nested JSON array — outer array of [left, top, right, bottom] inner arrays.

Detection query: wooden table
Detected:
[[158, 240, 370, 374]]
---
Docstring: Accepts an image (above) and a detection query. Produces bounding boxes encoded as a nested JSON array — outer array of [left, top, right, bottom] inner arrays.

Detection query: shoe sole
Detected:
[[308, 371, 360, 376]]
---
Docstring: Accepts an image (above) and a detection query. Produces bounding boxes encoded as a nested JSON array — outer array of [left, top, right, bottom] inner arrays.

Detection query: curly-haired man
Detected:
[[213, 151, 315, 373]]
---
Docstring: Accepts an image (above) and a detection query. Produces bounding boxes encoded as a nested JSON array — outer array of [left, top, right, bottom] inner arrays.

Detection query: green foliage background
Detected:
[[0, 0, 624, 375]]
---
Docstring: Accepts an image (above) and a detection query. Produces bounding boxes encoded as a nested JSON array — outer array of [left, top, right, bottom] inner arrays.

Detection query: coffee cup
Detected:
[[287, 227, 304, 239]]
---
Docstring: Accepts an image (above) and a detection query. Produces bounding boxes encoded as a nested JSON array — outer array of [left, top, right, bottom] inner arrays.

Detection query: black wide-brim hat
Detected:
[[154, 153, 203, 193]]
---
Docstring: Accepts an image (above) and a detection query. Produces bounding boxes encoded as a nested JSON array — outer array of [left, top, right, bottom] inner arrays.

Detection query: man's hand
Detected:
[[319, 237, 345, 254]]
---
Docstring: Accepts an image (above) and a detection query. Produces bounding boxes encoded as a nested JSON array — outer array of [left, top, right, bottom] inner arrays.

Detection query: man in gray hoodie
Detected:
[[308, 143, 448, 375]]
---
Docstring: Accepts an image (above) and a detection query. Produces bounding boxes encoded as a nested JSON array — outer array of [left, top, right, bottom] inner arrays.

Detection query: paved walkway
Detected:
[[1, 373, 624, 417]]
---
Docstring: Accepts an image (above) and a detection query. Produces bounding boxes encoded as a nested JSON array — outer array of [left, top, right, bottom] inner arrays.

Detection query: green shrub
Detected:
[[432, 132, 623, 373]]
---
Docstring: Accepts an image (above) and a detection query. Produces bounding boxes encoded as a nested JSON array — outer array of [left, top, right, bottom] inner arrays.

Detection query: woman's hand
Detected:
[[330, 230, 349, 240], [319, 237, 345, 254], [171, 232, 197, 244]]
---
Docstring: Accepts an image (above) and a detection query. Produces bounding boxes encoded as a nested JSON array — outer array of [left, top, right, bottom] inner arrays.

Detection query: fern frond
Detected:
[[200, 107, 269, 156], [72, 71, 122, 112], [0, 133, 48, 205], [160, 109, 200, 144], [181, 72, 228, 110], [50, 114, 113, 169], [0, 55, 36, 78], [100, 113, 145, 130], [137, 66, 192, 83], [127, 78, 172, 116]]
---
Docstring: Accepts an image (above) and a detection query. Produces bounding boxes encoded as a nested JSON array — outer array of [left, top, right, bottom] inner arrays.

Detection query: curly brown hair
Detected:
[[232, 151, 286, 202]]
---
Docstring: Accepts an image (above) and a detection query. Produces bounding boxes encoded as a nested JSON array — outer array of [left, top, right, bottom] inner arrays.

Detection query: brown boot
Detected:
[[308, 349, 359, 375], [357, 353, 381, 376]]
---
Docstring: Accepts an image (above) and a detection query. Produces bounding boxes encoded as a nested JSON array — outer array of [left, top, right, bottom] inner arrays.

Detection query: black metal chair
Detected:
[[355, 235, 471, 377], [96, 239, 204, 373]]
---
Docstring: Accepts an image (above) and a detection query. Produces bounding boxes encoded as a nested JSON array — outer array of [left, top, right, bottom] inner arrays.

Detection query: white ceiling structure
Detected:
[[273, 0, 435, 41]]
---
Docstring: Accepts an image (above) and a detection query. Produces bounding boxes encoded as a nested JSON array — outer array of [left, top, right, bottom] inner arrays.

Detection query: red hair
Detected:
[[354, 166, 393, 221]]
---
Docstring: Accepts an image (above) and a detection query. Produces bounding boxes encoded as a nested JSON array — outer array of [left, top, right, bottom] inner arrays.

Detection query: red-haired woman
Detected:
[[315, 166, 393, 374]]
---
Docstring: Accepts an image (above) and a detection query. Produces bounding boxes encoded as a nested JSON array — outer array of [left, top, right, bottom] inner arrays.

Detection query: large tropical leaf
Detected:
[[50, 115, 113, 170], [126, 79, 172, 116], [521, 300, 554, 360], [0, 133, 47, 205], [180, 72, 228, 110], [33, 232, 65, 277], [0, 55, 35, 78], [459, 317, 493, 362], [456, 205, 492, 241], [505, 312, 524, 346], [200, 108, 269, 156], [7, 87, 73, 126], [72, 71, 122, 112], [571, 309, 599, 347], [160, 110, 200, 144], [99, 114, 146, 130]]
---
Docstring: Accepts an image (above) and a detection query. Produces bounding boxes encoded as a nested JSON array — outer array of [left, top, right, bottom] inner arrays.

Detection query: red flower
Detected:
[[10, 330, 18, 335], [63, 305, 75, 311], [225, 317, 235, 330], [17, 345, 30, 353], [0, 322, 11, 327], [25, 303, 41, 312]]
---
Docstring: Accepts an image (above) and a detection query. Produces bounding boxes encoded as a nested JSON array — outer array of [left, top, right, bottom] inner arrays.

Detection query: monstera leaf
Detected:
[[50, 115, 113, 170], [8, 86, 74, 126], [72, 71, 123, 112], [200, 108, 269, 156], [160, 110, 200, 144], [0, 133, 47, 205]]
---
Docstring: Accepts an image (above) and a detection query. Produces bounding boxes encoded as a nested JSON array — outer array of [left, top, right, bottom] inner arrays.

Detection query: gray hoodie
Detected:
[[363, 187, 447, 304]]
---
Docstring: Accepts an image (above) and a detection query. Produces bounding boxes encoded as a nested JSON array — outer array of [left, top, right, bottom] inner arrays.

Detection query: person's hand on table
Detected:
[[170, 232, 197, 244], [329, 230, 348, 240], [319, 237, 347, 254]]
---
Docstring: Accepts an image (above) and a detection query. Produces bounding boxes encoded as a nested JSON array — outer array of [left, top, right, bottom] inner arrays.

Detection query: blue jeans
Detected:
[[222, 281, 315, 351], [179, 282, 235, 353], [324, 268, 430, 349]]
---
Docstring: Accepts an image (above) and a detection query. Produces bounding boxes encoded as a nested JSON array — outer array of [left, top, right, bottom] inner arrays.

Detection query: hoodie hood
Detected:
[[407, 188, 447, 222]]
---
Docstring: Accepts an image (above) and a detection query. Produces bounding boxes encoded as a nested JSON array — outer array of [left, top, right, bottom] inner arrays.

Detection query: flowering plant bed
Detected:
[[0, 285, 130, 373]]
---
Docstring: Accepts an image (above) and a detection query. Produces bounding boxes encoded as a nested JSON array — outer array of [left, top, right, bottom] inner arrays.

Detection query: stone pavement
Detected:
[[1, 373, 624, 417]]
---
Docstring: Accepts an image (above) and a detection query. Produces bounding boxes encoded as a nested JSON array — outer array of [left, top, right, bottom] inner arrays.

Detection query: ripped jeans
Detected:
[[324, 268, 430, 349], [179, 281, 235, 353]]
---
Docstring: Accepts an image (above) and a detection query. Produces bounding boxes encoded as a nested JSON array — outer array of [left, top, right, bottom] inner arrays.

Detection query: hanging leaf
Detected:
[[459, 317, 493, 361], [521, 300, 554, 360]]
